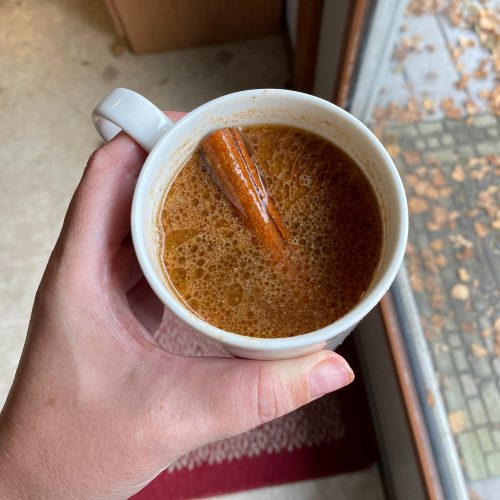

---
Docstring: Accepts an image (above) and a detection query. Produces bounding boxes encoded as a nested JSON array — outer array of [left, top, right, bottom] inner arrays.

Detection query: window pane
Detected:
[[353, 1, 500, 497]]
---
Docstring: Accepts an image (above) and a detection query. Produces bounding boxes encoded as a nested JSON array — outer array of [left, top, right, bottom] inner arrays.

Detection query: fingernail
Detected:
[[308, 356, 354, 399]]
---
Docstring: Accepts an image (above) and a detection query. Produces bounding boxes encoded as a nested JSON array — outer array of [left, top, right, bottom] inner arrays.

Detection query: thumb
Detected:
[[169, 350, 354, 454]]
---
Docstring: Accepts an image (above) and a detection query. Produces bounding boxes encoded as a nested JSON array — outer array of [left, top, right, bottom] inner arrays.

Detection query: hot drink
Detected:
[[158, 125, 383, 338]]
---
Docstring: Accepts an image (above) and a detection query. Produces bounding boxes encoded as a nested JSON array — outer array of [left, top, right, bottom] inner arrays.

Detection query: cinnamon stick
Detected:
[[201, 127, 287, 260]]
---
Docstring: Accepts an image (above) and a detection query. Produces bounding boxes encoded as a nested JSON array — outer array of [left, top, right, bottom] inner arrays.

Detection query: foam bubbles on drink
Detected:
[[159, 125, 383, 338]]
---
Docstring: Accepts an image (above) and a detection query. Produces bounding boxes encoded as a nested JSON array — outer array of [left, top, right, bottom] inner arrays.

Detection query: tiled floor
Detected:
[[374, 4, 495, 119], [370, 2, 499, 498], [382, 114, 500, 496], [0, 0, 385, 498]]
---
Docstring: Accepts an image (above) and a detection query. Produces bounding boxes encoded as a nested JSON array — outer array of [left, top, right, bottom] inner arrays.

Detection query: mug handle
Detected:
[[92, 88, 174, 153]]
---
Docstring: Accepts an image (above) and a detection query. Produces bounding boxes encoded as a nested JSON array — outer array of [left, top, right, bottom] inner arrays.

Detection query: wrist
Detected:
[[0, 437, 28, 499], [0, 412, 44, 500], [0, 413, 97, 500]]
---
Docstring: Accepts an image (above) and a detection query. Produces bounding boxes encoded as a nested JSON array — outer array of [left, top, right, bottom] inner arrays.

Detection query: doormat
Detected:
[[133, 313, 379, 499]]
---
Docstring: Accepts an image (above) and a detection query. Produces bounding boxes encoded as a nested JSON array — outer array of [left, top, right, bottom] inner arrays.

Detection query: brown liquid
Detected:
[[158, 125, 383, 338]]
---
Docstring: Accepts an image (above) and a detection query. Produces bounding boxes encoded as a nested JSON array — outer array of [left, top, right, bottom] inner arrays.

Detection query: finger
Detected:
[[161, 350, 354, 455], [61, 112, 186, 267]]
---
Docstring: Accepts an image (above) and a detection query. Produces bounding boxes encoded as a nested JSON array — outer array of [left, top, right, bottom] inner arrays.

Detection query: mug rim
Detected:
[[131, 88, 408, 351]]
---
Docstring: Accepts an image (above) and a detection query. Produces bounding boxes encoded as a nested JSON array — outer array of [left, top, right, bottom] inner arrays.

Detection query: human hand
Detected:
[[0, 112, 354, 499]]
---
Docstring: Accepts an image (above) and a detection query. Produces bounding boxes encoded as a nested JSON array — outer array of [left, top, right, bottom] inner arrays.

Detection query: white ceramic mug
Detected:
[[92, 88, 408, 360]]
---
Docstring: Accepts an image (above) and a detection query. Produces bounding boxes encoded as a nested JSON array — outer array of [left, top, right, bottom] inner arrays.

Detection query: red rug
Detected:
[[133, 312, 378, 499]]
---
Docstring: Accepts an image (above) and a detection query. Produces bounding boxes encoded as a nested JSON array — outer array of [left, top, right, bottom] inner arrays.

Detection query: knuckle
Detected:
[[90, 144, 113, 165], [256, 365, 290, 425], [84, 146, 112, 176]]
